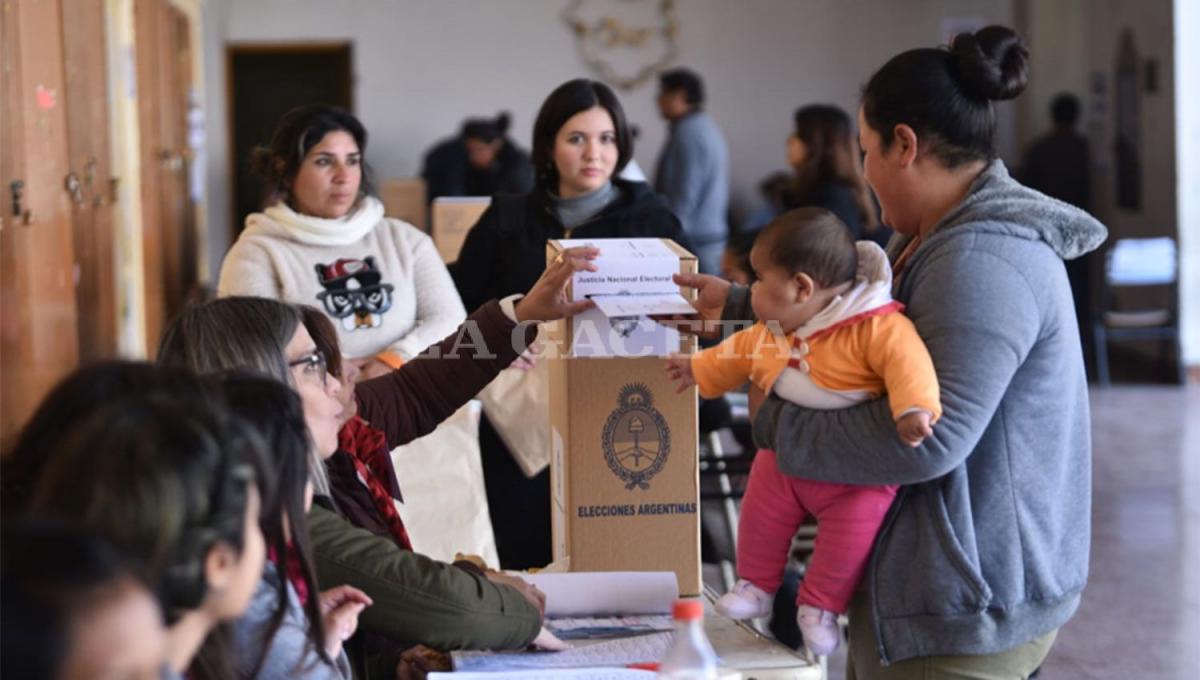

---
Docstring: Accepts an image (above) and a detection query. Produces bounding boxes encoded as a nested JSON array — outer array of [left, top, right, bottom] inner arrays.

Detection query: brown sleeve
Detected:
[[354, 299, 537, 447]]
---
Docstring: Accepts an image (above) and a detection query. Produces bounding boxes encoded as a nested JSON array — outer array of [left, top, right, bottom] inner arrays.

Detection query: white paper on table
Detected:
[[453, 631, 673, 672], [589, 292, 696, 318], [431, 669, 656, 679], [521, 571, 678, 617]]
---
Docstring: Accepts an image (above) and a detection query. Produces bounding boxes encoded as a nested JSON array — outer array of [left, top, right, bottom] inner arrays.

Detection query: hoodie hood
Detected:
[[889, 160, 1107, 262], [243, 196, 386, 247], [795, 241, 895, 339]]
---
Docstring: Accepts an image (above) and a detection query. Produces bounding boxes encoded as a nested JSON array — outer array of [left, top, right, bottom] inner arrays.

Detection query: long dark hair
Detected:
[[2, 361, 208, 516], [220, 373, 333, 675], [250, 104, 376, 210], [531, 79, 632, 192], [861, 25, 1029, 168], [790, 104, 878, 232], [28, 388, 270, 680]]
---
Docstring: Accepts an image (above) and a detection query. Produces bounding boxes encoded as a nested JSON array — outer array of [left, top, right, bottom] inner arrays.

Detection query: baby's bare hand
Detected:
[[664, 355, 696, 393], [897, 411, 933, 447]]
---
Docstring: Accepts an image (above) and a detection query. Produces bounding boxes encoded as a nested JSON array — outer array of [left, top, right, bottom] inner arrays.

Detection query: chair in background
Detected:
[[1092, 237, 1185, 386]]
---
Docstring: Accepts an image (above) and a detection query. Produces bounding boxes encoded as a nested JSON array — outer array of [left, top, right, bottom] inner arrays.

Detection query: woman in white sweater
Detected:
[[219, 105, 466, 376]]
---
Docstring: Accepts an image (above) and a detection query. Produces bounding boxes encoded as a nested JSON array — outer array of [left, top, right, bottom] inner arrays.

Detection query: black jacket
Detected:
[[451, 179, 691, 311], [789, 179, 892, 248]]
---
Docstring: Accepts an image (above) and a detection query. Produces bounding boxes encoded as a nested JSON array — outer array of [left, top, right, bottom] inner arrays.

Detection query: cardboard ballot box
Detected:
[[546, 238, 701, 596]]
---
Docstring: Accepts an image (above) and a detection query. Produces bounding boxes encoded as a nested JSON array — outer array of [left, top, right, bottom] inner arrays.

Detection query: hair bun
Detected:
[[950, 25, 1029, 101], [495, 111, 512, 135]]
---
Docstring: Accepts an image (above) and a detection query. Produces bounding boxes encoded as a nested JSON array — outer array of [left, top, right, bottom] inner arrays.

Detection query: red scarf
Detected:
[[268, 543, 309, 606], [338, 416, 413, 551]]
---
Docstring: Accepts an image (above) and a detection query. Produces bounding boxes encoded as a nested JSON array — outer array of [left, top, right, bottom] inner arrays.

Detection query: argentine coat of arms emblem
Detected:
[[602, 383, 671, 490]]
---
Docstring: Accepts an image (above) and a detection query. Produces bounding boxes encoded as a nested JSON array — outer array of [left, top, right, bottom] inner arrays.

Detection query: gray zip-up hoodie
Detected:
[[740, 160, 1107, 664]]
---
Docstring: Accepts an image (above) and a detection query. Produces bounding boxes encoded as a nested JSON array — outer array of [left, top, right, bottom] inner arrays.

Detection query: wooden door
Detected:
[[0, 0, 82, 451], [61, 0, 118, 361], [134, 0, 166, 348], [135, 0, 197, 348]]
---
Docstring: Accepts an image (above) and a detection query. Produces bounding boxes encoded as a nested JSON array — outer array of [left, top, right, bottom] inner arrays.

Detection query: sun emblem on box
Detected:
[[602, 383, 670, 490]]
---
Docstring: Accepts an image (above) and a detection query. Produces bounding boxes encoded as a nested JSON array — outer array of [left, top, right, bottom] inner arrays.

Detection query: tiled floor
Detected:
[[1036, 385, 1200, 679], [720, 385, 1200, 679]]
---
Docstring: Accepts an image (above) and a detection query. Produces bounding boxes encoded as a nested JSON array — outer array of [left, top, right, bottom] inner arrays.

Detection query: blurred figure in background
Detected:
[[422, 112, 534, 201], [655, 68, 729, 274], [787, 104, 888, 247], [1020, 92, 1095, 375]]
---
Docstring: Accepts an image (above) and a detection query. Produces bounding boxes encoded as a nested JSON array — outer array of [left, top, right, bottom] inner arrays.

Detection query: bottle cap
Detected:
[[672, 599, 704, 621]]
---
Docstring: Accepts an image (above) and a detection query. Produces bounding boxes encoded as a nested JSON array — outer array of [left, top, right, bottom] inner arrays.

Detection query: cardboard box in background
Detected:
[[546, 239, 701, 596], [380, 178, 427, 232], [431, 197, 490, 263]]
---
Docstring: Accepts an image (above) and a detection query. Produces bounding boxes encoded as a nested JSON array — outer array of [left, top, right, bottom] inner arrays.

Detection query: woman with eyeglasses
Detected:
[[159, 249, 595, 675]]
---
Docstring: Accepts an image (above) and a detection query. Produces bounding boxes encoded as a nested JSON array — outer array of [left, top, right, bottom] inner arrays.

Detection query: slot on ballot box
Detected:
[[546, 238, 701, 596]]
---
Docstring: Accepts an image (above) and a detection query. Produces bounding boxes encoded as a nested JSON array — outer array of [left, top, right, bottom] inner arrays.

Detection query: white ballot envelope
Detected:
[[557, 238, 693, 358]]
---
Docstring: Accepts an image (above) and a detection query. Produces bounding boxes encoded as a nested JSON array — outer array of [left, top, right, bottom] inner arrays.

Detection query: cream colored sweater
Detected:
[[218, 197, 467, 360]]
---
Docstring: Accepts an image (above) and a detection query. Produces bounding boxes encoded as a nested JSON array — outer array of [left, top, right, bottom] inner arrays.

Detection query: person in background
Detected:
[[2, 520, 167, 680], [220, 105, 466, 382], [787, 104, 889, 247], [422, 112, 534, 201], [655, 68, 730, 274], [21, 372, 270, 680], [451, 78, 689, 570], [673, 25, 1105, 678], [720, 229, 757, 287], [1020, 93, 1090, 212], [1020, 92, 1095, 374], [740, 171, 793, 235], [222, 375, 369, 680]]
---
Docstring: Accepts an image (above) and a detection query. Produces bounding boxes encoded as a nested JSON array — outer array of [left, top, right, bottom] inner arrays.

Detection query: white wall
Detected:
[[1176, 0, 1200, 368], [200, 0, 1015, 275]]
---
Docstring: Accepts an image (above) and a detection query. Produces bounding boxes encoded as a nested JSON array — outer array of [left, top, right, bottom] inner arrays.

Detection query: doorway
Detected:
[[226, 43, 353, 233]]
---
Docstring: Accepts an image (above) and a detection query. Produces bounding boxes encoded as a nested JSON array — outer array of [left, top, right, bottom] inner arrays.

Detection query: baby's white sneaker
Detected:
[[796, 604, 841, 656], [714, 579, 773, 619]]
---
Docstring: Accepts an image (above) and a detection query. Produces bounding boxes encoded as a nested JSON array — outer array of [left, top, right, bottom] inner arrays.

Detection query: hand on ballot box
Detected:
[[513, 246, 600, 323], [664, 354, 697, 394], [651, 272, 731, 340]]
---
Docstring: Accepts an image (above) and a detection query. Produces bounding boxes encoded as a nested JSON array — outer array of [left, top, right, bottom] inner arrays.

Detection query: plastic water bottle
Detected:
[[658, 599, 719, 679]]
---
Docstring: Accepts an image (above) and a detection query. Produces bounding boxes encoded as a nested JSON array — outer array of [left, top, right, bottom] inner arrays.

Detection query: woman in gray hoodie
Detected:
[[676, 25, 1106, 678]]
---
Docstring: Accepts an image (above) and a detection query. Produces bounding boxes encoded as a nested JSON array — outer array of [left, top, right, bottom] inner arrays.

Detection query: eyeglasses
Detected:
[[288, 350, 328, 387]]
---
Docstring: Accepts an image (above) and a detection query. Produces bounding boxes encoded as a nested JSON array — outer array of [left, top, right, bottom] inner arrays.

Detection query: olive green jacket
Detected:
[[308, 502, 541, 654]]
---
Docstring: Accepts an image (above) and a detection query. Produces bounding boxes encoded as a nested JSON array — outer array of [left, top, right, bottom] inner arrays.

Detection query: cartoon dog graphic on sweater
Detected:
[[314, 257, 394, 331]]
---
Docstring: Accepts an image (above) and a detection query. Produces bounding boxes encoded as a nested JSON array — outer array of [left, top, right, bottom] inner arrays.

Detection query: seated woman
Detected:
[[157, 248, 595, 673], [2, 519, 166, 680], [222, 374, 370, 679], [18, 368, 269, 680], [451, 78, 691, 570]]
